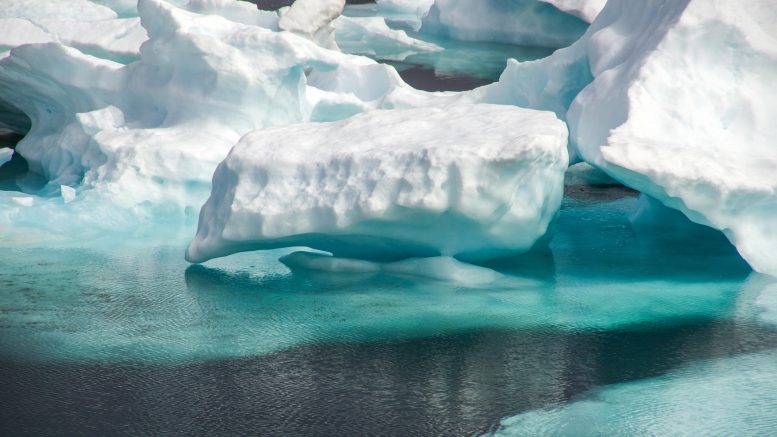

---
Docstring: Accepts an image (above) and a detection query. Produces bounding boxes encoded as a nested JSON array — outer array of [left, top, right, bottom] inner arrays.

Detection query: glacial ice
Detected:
[[472, 0, 777, 275], [420, 0, 589, 48], [0, 0, 774, 278], [186, 104, 568, 263], [374, 0, 435, 31], [0, 0, 147, 63], [332, 15, 442, 61], [538, 0, 606, 23], [0, 148, 12, 167], [278, 0, 345, 49], [568, 0, 777, 276], [0, 0, 409, 232]]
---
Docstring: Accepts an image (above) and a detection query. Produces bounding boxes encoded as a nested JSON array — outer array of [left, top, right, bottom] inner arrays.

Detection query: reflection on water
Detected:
[[1, 189, 775, 434]]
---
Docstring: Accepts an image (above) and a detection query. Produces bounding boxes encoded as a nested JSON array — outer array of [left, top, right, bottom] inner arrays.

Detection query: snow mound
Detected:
[[420, 0, 589, 48], [186, 104, 568, 263]]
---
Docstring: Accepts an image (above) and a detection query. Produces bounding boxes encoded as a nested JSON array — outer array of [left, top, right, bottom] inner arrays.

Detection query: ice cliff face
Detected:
[[574, 0, 777, 275], [186, 104, 568, 263], [474, 0, 777, 275]]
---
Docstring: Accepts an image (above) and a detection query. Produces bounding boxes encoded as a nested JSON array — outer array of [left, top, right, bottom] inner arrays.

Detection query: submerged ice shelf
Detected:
[[0, 191, 759, 364]]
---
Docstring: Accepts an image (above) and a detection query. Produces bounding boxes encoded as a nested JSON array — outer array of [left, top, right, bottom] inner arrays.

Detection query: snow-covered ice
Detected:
[[570, 0, 777, 276], [420, 0, 589, 48], [538, 0, 606, 23], [471, 0, 777, 275], [0, 0, 774, 277], [0, 0, 414, 232], [279, 0, 345, 49], [333, 15, 442, 61], [186, 104, 568, 263]]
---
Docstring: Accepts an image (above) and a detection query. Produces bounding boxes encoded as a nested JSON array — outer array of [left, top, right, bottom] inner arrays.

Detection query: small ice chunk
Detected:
[[60, 185, 76, 203], [0, 147, 12, 166]]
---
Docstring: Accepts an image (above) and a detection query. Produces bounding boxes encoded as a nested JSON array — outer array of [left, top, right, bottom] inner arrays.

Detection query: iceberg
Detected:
[[473, 0, 777, 275], [333, 15, 442, 61], [278, 0, 345, 49], [186, 104, 568, 263], [0, 0, 404, 234], [420, 0, 589, 48], [538, 0, 606, 23], [279, 251, 503, 286], [568, 0, 777, 276], [375, 0, 435, 31], [0, 0, 147, 63]]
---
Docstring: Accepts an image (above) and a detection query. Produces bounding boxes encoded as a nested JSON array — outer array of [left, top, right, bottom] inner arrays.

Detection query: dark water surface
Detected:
[[3, 318, 776, 436], [2, 187, 776, 435]]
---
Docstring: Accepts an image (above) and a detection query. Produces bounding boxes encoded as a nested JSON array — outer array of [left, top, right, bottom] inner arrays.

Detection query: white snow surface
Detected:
[[420, 0, 589, 48], [0, 0, 147, 62], [0, 0, 424, 238], [1, 0, 774, 277], [538, 0, 605, 23], [568, 0, 777, 275], [186, 104, 568, 263], [469, 0, 777, 275], [279, 0, 345, 49]]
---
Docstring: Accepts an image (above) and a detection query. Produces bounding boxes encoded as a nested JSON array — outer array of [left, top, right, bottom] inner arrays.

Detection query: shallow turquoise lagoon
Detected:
[[2, 187, 776, 434]]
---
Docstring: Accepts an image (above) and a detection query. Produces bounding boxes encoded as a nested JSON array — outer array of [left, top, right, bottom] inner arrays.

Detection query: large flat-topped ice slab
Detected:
[[187, 104, 568, 263]]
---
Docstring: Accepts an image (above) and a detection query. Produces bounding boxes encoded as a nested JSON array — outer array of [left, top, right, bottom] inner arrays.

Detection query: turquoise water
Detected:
[[341, 4, 555, 91], [2, 185, 776, 434]]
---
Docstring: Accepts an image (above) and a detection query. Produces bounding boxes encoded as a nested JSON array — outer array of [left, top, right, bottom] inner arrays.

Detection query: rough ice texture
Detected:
[[0, 0, 404, 235], [0, 0, 147, 63], [475, 0, 777, 275], [538, 0, 606, 23], [572, 0, 777, 276], [420, 0, 589, 48], [278, 0, 345, 49], [186, 104, 568, 263]]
